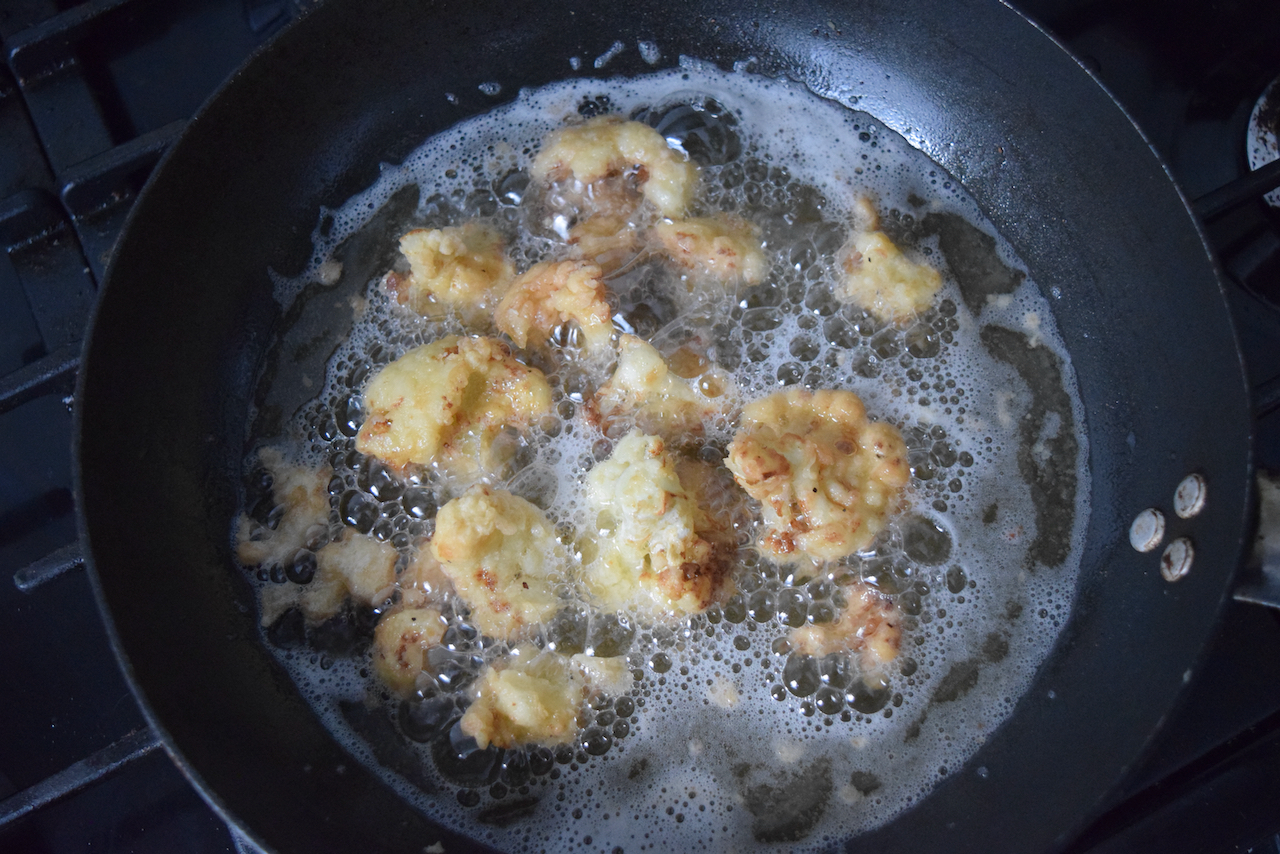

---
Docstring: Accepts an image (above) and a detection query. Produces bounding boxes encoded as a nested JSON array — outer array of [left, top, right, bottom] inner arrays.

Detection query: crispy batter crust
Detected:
[[494, 259, 614, 354], [835, 198, 941, 324], [726, 389, 909, 563], [389, 223, 514, 323], [356, 335, 552, 477], [790, 581, 903, 671], [653, 214, 767, 290], [430, 485, 562, 640], [582, 431, 733, 618], [532, 115, 697, 218]]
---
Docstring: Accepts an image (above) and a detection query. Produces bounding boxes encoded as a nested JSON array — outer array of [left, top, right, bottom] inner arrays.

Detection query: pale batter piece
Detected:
[[582, 430, 731, 619], [790, 581, 903, 672], [371, 605, 448, 696], [430, 485, 563, 641], [388, 223, 514, 324], [397, 546, 453, 606], [593, 334, 734, 443], [835, 198, 942, 325], [652, 214, 767, 290], [355, 335, 552, 478], [494, 259, 615, 354], [568, 213, 645, 275], [235, 447, 331, 572], [726, 389, 909, 563], [459, 646, 630, 749], [532, 115, 697, 219], [259, 527, 399, 626]]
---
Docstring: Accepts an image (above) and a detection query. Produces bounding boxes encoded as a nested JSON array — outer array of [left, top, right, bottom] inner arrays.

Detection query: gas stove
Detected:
[[1, 1, 1278, 852]]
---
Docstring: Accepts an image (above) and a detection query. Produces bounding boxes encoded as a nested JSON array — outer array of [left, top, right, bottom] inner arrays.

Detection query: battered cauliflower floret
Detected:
[[235, 448, 330, 571], [494, 259, 614, 354], [532, 115, 697, 219], [583, 430, 731, 619], [430, 485, 563, 640], [790, 581, 903, 672], [259, 528, 399, 625], [460, 648, 581, 749], [459, 647, 631, 749], [726, 389, 909, 563], [388, 224, 514, 324], [593, 334, 734, 443], [835, 198, 942, 325], [653, 214, 767, 290], [355, 335, 552, 478], [372, 605, 448, 696]]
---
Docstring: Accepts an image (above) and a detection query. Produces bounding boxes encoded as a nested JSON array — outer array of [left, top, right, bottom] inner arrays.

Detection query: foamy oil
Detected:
[[240, 60, 1090, 852]]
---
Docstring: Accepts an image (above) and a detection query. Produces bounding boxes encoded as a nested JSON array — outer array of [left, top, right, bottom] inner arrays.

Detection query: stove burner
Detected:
[[1248, 76, 1280, 209]]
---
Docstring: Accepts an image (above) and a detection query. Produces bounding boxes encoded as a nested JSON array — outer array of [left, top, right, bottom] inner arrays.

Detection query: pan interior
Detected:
[[240, 62, 1090, 851]]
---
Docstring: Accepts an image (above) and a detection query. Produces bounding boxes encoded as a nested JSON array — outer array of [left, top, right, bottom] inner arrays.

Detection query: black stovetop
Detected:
[[1, 1, 1279, 852]]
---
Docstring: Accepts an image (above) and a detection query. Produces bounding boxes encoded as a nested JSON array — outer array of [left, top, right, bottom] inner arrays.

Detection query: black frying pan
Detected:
[[74, 0, 1253, 851]]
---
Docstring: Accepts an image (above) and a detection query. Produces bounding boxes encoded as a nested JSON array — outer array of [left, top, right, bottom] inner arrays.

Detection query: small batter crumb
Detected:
[[790, 581, 904, 672], [371, 605, 448, 696], [593, 334, 734, 443], [707, 675, 740, 709], [235, 448, 330, 573], [260, 528, 399, 626], [568, 213, 645, 275], [460, 646, 624, 749]]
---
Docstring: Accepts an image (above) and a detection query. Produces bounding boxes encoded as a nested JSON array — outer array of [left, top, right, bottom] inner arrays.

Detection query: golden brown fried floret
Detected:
[[459, 647, 631, 749], [430, 485, 563, 641], [355, 335, 552, 478], [235, 448, 330, 571], [582, 431, 731, 619], [652, 214, 767, 290], [593, 334, 734, 443], [835, 198, 942, 325], [494, 259, 615, 354], [568, 214, 645, 275], [388, 224, 514, 324], [790, 581, 903, 672], [532, 115, 697, 219], [371, 605, 448, 696], [459, 648, 581, 749], [726, 389, 909, 563]]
